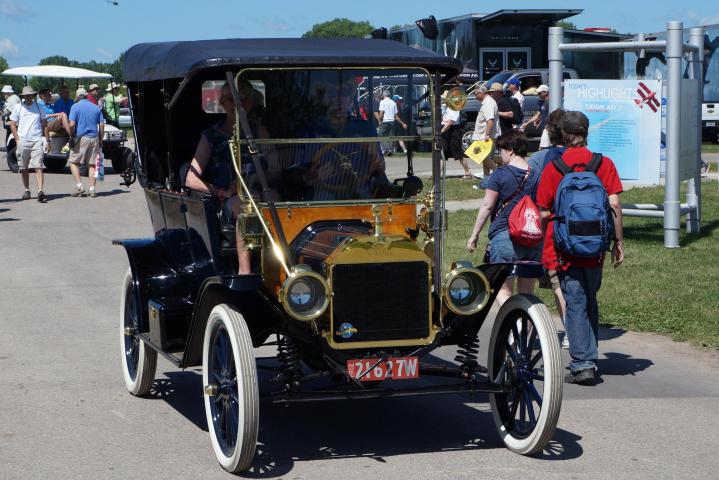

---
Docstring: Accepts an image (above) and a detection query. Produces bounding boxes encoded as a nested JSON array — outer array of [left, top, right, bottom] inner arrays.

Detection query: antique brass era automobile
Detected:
[[117, 38, 562, 473]]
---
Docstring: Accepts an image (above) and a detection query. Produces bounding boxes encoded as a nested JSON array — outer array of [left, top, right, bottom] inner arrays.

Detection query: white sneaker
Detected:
[[561, 335, 570, 350], [472, 172, 483, 179]]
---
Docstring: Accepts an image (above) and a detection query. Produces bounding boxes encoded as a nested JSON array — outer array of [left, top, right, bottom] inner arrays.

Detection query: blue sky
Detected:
[[1, 0, 718, 67]]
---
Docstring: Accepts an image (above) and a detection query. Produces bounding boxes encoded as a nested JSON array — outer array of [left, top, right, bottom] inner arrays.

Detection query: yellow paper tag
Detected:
[[464, 139, 494, 165]]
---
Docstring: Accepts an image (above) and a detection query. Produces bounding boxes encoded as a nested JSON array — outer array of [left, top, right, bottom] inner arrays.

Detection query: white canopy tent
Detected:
[[2, 65, 112, 79]]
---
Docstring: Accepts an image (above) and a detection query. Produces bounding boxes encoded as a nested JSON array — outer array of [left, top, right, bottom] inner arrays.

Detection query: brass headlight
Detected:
[[279, 265, 330, 321], [442, 262, 491, 316]]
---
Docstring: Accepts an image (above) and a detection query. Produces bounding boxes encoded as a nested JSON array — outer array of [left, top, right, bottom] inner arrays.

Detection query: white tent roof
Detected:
[[2, 65, 112, 79]]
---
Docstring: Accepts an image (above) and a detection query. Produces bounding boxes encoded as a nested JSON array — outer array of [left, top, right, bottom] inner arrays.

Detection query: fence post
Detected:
[[548, 26, 564, 113], [686, 27, 704, 233], [663, 21, 683, 248]]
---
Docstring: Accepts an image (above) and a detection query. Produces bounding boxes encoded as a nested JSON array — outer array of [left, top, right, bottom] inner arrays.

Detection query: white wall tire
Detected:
[[202, 304, 259, 473], [120, 268, 157, 396], [488, 294, 563, 455]]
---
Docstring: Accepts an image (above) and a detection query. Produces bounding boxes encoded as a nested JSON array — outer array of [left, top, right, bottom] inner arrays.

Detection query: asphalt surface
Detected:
[[1, 161, 718, 480]]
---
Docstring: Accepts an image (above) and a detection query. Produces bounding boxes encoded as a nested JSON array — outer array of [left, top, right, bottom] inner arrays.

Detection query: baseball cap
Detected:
[[88, 83, 99, 91], [561, 111, 589, 134], [536, 84, 550, 94], [507, 78, 521, 86], [76, 87, 88, 97]]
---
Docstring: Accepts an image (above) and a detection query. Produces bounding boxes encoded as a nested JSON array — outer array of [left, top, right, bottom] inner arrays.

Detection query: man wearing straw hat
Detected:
[[104, 82, 121, 127], [9, 86, 49, 202]]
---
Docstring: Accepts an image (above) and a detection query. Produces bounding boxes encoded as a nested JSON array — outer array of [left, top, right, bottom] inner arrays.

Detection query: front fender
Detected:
[[113, 237, 190, 333], [182, 275, 281, 368]]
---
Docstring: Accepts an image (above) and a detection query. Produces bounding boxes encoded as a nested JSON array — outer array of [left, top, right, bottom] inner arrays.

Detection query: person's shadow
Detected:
[[599, 352, 654, 377], [144, 358, 583, 478]]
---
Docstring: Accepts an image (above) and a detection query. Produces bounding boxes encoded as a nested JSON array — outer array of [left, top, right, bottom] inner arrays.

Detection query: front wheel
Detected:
[[488, 294, 563, 455], [120, 269, 157, 396], [203, 304, 259, 473]]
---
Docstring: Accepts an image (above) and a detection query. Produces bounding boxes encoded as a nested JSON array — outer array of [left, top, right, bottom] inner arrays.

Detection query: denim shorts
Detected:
[[489, 229, 542, 264]]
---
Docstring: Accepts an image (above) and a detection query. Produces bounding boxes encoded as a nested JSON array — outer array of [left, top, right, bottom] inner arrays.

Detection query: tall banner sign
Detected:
[[563, 79, 662, 184]]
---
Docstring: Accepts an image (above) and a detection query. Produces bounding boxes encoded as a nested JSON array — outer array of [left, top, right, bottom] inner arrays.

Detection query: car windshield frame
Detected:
[[228, 67, 437, 205]]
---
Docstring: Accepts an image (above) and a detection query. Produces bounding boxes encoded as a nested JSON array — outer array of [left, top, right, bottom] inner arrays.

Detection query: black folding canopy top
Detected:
[[123, 37, 463, 82]]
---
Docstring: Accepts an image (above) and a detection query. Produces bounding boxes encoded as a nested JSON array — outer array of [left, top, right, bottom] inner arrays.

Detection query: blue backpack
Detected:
[[552, 153, 614, 258]]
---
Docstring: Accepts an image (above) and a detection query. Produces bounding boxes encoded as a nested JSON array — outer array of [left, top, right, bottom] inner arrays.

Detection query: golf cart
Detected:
[[117, 37, 562, 473], [2, 65, 135, 179]]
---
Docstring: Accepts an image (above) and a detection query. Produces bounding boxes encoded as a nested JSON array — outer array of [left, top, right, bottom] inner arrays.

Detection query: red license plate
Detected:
[[346, 356, 419, 381]]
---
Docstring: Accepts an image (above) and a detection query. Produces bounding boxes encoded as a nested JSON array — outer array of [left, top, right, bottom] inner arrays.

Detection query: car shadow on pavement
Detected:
[[150, 361, 583, 478], [598, 352, 654, 377]]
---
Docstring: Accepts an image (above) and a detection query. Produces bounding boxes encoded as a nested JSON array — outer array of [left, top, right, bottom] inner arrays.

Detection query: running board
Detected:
[[138, 332, 184, 367]]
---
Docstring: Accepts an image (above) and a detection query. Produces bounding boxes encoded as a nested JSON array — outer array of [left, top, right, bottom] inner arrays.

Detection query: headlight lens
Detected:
[[280, 265, 329, 321], [442, 264, 491, 315]]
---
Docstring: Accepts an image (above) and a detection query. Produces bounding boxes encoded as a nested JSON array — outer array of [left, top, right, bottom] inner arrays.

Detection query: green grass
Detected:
[[703, 143, 718, 155], [443, 180, 719, 349]]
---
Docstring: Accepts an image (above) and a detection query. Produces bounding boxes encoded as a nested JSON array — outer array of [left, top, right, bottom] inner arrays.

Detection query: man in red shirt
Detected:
[[86, 84, 100, 106], [536, 111, 625, 385]]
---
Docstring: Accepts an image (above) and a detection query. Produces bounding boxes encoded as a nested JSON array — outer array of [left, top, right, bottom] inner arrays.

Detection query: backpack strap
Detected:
[[552, 155, 572, 176], [586, 152, 603, 173]]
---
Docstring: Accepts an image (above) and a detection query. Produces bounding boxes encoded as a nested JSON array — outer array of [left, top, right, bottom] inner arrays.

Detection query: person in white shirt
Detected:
[[507, 78, 524, 109], [471, 84, 499, 185], [374, 90, 406, 156], [9, 86, 49, 202], [440, 94, 472, 178]]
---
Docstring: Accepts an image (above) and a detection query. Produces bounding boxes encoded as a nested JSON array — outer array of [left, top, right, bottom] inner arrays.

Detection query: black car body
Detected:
[[116, 38, 563, 473]]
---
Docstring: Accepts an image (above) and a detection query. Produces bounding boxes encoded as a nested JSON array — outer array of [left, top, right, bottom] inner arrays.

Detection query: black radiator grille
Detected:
[[331, 262, 430, 344]]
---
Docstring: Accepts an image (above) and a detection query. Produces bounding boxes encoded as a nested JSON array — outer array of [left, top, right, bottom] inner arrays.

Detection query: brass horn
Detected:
[[444, 86, 467, 111]]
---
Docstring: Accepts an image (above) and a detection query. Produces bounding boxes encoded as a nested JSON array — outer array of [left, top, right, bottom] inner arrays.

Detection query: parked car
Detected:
[[460, 68, 579, 150], [117, 37, 562, 474]]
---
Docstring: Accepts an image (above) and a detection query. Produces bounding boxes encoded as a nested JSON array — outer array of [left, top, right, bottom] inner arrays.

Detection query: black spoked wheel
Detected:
[[488, 294, 562, 455], [203, 304, 259, 473], [119, 269, 157, 396], [7, 146, 18, 172]]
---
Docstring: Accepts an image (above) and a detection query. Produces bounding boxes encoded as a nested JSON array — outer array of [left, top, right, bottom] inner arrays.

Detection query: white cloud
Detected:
[[0, 0, 31, 19], [0, 38, 19, 57], [96, 48, 113, 59]]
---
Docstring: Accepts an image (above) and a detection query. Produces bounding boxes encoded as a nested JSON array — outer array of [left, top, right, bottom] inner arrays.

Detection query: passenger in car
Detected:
[[185, 82, 265, 275]]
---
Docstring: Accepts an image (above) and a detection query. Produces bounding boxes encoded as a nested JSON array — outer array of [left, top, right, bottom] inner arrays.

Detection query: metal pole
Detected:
[[664, 21, 683, 248], [637, 33, 646, 80], [548, 26, 564, 113], [686, 27, 704, 234]]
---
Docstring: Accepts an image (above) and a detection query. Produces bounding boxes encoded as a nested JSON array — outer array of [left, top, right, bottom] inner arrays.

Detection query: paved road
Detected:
[[1, 163, 718, 479]]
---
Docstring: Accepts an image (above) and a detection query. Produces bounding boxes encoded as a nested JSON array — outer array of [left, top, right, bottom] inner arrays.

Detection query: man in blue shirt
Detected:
[[37, 89, 73, 139], [53, 85, 74, 116], [68, 88, 105, 197]]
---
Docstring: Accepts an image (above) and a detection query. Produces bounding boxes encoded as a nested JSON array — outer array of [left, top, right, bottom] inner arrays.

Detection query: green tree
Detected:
[[555, 20, 577, 30], [0, 56, 24, 94], [302, 18, 374, 38]]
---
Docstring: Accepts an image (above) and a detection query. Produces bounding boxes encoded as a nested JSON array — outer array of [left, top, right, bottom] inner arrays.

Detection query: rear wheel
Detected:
[[120, 269, 157, 396], [7, 146, 18, 172], [203, 304, 259, 473], [488, 294, 563, 455]]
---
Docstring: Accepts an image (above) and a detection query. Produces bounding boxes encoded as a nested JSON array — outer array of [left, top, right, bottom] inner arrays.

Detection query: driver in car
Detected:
[[302, 84, 389, 200]]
